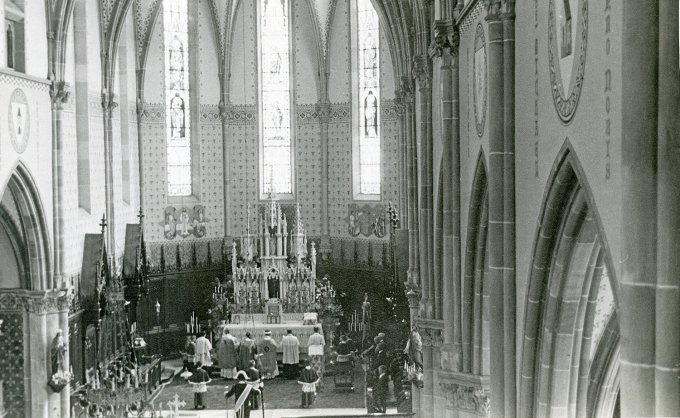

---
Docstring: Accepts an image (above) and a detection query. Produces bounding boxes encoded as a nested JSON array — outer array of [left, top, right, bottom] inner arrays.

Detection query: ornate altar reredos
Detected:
[[231, 201, 316, 313]]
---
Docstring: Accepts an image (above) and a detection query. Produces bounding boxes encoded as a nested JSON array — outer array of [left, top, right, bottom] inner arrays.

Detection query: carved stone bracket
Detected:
[[49, 80, 71, 108], [439, 382, 491, 414], [404, 273, 421, 309], [101, 91, 119, 112], [484, 0, 503, 21], [412, 55, 432, 91], [414, 319, 444, 348], [218, 101, 231, 123], [429, 19, 460, 59]]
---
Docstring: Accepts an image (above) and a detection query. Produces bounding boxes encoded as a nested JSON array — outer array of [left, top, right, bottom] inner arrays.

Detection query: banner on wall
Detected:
[[346, 203, 387, 238], [162, 205, 207, 239]]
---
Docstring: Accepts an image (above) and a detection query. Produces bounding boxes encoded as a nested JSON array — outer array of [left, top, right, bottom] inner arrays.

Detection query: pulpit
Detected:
[[266, 299, 283, 324]]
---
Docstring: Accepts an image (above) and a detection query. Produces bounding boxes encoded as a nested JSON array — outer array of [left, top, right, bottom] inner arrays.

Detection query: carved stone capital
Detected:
[[50, 81, 70, 108], [439, 382, 491, 414], [136, 98, 145, 117], [101, 91, 118, 112], [429, 20, 460, 59], [0, 289, 70, 314], [414, 319, 444, 348], [484, 0, 503, 21], [218, 101, 231, 122], [412, 55, 432, 90], [404, 274, 421, 309]]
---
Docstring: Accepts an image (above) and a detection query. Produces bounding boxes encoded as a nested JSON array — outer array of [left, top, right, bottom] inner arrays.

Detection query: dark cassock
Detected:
[[246, 360, 262, 409], [258, 330, 279, 379], [297, 364, 320, 408], [188, 363, 211, 410], [237, 333, 257, 371], [225, 371, 258, 418], [372, 366, 389, 413]]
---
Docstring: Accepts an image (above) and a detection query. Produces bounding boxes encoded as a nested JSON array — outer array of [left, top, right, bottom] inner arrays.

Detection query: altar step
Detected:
[[173, 408, 407, 417]]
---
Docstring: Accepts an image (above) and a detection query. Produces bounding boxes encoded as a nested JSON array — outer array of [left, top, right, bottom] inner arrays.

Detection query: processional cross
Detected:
[[166, 394, 186, 418]]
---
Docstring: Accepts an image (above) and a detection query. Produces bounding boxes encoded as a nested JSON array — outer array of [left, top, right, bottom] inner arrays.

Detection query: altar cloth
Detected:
[[220, 321, 322, 354]]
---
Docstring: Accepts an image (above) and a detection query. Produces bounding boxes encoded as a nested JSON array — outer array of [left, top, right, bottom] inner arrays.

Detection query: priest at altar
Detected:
[[281, 329, 300, 379], [258, 330, 279, 379]]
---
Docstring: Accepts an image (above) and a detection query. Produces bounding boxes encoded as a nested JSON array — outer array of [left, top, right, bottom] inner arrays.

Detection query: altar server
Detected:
[[307, 326, 326, 390], [297, 359, 320, 408], [189, 362, 211, 409], [237, 332, 257, 371], [225, 370, 259, 418], [258, 330, 279, 379], [281, 329, 300, 379], [195, 330, 213, 367], [217, 328, 239, 379], [245, 360, 262, 409]]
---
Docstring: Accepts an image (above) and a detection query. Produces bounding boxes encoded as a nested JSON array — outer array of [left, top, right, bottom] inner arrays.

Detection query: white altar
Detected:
[[224, 316, 322, 355], [231, 201, 317, 313]]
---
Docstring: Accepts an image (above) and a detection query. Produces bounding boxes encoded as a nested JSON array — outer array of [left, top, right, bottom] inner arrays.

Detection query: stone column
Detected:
[[219, 101, 232, 239], [318, 101, 332, 259], [50, 81, 70, 289], [396, 91, 409, 229], [403, 77, 421, 318], [58, 295, 72, 418], [485, 2, 507, 416], [102, 90, 118, 266], [432, 20, 462, 372], [655, 0, 680, 415], [502, 6, 516, 416], [414, 55, 434, 319]]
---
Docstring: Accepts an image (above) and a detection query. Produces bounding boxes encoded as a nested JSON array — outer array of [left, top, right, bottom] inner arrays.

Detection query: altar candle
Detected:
[[126, 375, 130, 388]]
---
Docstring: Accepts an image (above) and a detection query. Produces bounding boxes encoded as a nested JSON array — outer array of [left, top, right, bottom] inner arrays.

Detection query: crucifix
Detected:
[[167, 394, 186, 417], [99, 214, 107, 234]]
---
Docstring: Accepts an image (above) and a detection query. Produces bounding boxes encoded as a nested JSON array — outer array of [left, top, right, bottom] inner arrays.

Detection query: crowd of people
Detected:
[[179, 326, 326, 414]]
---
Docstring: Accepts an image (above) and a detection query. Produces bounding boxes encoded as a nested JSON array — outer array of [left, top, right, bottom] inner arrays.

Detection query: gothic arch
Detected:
[[461, 152, 489, 375], [0, 163, 52, 290], [518, 142, 619, 418]]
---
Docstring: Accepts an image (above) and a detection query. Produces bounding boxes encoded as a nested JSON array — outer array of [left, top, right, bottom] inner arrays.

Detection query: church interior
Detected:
[[0, 0, 679, 416]]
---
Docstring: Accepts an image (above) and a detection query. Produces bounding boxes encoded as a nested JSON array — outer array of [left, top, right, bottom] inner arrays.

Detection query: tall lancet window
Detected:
[[259, 0, 293, 197], [353, 0, 381, 198], [164, 0, 192, 197]]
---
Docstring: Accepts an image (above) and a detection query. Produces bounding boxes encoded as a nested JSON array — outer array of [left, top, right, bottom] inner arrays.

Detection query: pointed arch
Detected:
[[519, 141, 619, 418], [462, 151, 489, 375], [0, 163, 52, 291]]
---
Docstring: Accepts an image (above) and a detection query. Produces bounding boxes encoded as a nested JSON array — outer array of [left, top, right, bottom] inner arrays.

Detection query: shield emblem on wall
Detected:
[[8, 89, 29, 154], [548, 0, 588, 122]]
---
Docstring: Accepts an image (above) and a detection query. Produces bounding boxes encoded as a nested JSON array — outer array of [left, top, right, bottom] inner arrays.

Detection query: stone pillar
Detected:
[[485, 2, 507, 416], [501, 6, 516, 417], [414, 55, 433, 319], [220, 102, 232, 239], [318, 101, 332, 259], [396, 91, 409, 229], [655, 0, 680, 415], [432, 19, 462, 374], [50, 81, 70, 289], [102, 90, 118, 266], [619, 0, 659, 416], [58, 295, 72, 418]]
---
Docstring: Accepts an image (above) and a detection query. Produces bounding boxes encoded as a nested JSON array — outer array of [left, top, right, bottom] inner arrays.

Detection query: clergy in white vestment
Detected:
[[281, 329, 300, 379], [307, 327, 325, 389], [194, 331, 213, 367]]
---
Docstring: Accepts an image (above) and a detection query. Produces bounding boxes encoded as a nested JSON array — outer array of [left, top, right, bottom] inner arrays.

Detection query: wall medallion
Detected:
[[473, 23, 487, 137], [8, 88, 29, 154], [548, 0, 588, 123]]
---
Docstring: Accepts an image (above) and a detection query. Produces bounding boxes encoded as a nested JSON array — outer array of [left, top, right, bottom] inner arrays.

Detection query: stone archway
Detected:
[[518, 145, 619, 418], [0, 163, 52, 290]]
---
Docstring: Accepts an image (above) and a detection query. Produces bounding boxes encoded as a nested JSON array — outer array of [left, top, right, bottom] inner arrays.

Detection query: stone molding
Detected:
[[0, 69, 51, 92], [0, 289, 73, 314], [414, 318, 444, 347], [438, 371, 491, 414]]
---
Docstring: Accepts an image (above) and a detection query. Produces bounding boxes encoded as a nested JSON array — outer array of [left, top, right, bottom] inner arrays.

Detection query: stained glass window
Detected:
[[260, 0, 293, 196], [357, 0, 381, 196], [164, 0, 192, 197]]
